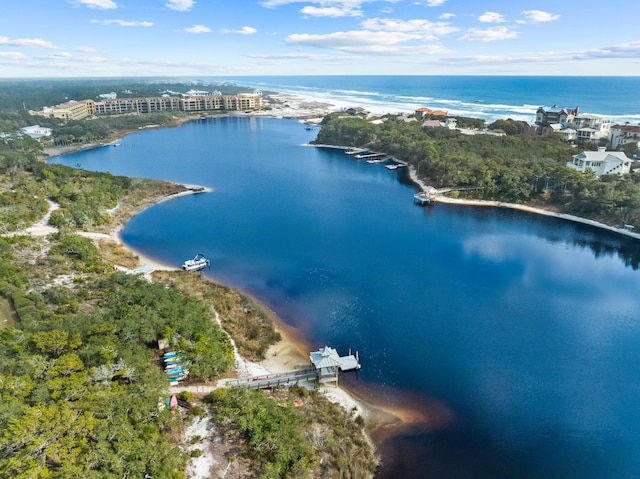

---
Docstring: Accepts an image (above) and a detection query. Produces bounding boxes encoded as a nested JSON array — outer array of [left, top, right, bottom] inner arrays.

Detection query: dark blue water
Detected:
[[51, 117, 640, 479], [209, 75, 640, 123]]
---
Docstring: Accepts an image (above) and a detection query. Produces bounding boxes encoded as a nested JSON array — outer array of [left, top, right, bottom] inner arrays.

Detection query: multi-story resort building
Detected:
[[52, 100, 97, 120], [39, 92, 264, 121]]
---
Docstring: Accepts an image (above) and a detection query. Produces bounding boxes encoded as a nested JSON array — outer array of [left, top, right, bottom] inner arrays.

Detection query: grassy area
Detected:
[[0, 296, 17, 328]]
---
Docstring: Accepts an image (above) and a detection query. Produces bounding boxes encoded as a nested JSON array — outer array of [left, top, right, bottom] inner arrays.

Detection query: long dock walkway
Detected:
[[226, 366, 319, 390], [226, 346, 361, 390]]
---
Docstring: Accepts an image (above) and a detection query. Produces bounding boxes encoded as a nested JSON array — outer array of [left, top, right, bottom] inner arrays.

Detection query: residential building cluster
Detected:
[[536, 106, 612, 143], [535, 105, 639, 176], [33, 91, 264, 121]]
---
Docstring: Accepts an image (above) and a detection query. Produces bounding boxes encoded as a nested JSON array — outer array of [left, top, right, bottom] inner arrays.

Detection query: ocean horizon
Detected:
[[203, 75, 640, 125]]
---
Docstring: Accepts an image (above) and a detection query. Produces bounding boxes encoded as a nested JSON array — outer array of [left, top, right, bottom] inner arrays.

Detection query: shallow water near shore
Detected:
[[51, 117, 640, 479]]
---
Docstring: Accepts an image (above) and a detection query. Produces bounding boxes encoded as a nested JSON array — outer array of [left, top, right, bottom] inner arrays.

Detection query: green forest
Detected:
[[0, 89, 378, 478], [314, 113, 640, 229]]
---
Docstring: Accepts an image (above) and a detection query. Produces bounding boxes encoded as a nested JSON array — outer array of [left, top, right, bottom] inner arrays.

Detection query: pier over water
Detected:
[[227, 346, 361, 390]]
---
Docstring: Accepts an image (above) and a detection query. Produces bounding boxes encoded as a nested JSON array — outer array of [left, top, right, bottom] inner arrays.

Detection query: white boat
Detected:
[[182, 253, 210, 272]]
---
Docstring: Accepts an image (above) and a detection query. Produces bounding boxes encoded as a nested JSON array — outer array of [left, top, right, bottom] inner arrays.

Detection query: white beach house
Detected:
[[567, 147, 632, 176], [20, 125, 52, 139]]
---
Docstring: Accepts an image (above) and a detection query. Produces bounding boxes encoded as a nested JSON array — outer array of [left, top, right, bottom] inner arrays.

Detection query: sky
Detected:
[[0, 0, 638, 77]]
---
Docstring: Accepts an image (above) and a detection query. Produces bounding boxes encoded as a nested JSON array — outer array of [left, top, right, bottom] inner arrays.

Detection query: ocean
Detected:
[[207, 75, 640, 124], [49, 76, 640, 479]]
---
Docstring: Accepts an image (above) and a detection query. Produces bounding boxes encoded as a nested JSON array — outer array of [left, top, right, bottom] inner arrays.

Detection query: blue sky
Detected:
[[0, 0, 637, 77]]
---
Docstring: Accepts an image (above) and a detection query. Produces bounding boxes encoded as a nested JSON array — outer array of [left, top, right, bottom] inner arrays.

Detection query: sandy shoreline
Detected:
[[405, 164, 640, 241]]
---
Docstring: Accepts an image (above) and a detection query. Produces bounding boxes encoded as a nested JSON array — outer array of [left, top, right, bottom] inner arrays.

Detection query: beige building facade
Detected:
[[52, 100, 96, 120], [48, 93, 263, 120]]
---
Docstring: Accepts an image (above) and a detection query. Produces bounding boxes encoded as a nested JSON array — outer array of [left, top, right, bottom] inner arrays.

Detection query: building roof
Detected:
[[538, 105, 578, 114], [310, 346, 342, 369], [53, 99, 93, 110], [612, 124, 640, 133], [573, 149, 630, 162]]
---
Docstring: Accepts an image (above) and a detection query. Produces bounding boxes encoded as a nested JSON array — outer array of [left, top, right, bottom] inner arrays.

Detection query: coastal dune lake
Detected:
[[52, 116, 640, 479]]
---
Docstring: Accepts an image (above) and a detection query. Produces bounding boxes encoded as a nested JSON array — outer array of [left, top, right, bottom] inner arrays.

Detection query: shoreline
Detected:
[[313, 143, 640, 241], [406, 164, 640, 241]]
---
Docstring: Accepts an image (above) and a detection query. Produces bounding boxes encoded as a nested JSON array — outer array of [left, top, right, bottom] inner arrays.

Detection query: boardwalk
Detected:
[[226, 366, 319, 389]]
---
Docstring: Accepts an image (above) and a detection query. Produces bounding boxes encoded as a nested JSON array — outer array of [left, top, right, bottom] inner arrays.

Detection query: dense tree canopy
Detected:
[[314, 113, 640, 229]]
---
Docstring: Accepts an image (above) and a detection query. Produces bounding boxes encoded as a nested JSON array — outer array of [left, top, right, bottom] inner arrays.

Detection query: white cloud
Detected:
[[0, 36, 57, 49], [520, 10, 560, 23], [248, 52, 360, 63], [438, 41, 640, 66], [261, 0, 399, 8], [439, 13, 455, 19], [184, 25, 211, 33], [0, 52, 26, 61], [301, 6, 363, 17], [286, 30, 449, 55], [76, 46, 98, 52], [478, 12, 506, 23], [91, 19, 154, 27], [425, 0, 446, 6], [362, 18, 459, 39], [222, 26, 258, 35], [69, 0, 118, 9], [459, 26, 519, 42], [166, 0, 195, 11]]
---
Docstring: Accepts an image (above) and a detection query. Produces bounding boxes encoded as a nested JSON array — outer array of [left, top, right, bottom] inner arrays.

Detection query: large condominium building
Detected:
[[52, 100, 96, 120], [46, 92, 264, 120]]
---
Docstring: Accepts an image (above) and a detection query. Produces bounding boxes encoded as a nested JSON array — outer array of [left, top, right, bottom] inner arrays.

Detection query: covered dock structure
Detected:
[[227, 346, 361, 390]]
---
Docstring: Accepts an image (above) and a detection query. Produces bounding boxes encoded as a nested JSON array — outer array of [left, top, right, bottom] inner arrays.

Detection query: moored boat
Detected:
[[182, 253, 210, 271]]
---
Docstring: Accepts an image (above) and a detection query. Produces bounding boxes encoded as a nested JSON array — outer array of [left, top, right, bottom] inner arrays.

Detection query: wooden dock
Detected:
[[227, 346, 361, 390], [345, 148, 370, 156], [227, 366, 319, 390], [414, 186, 438, 205], [354, 152, 387, 160]]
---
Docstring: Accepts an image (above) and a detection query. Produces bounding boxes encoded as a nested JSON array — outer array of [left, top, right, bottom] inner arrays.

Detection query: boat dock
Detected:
[[345, 148, 370, 156], [385, 163, 406, 170], [414, 186, 438, 205], [355, 152, 387, 160], [227, 346, 360, 390]]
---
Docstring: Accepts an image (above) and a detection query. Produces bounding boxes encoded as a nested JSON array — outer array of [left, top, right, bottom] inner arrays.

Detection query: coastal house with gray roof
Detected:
[[567, 147, 632, 176]]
